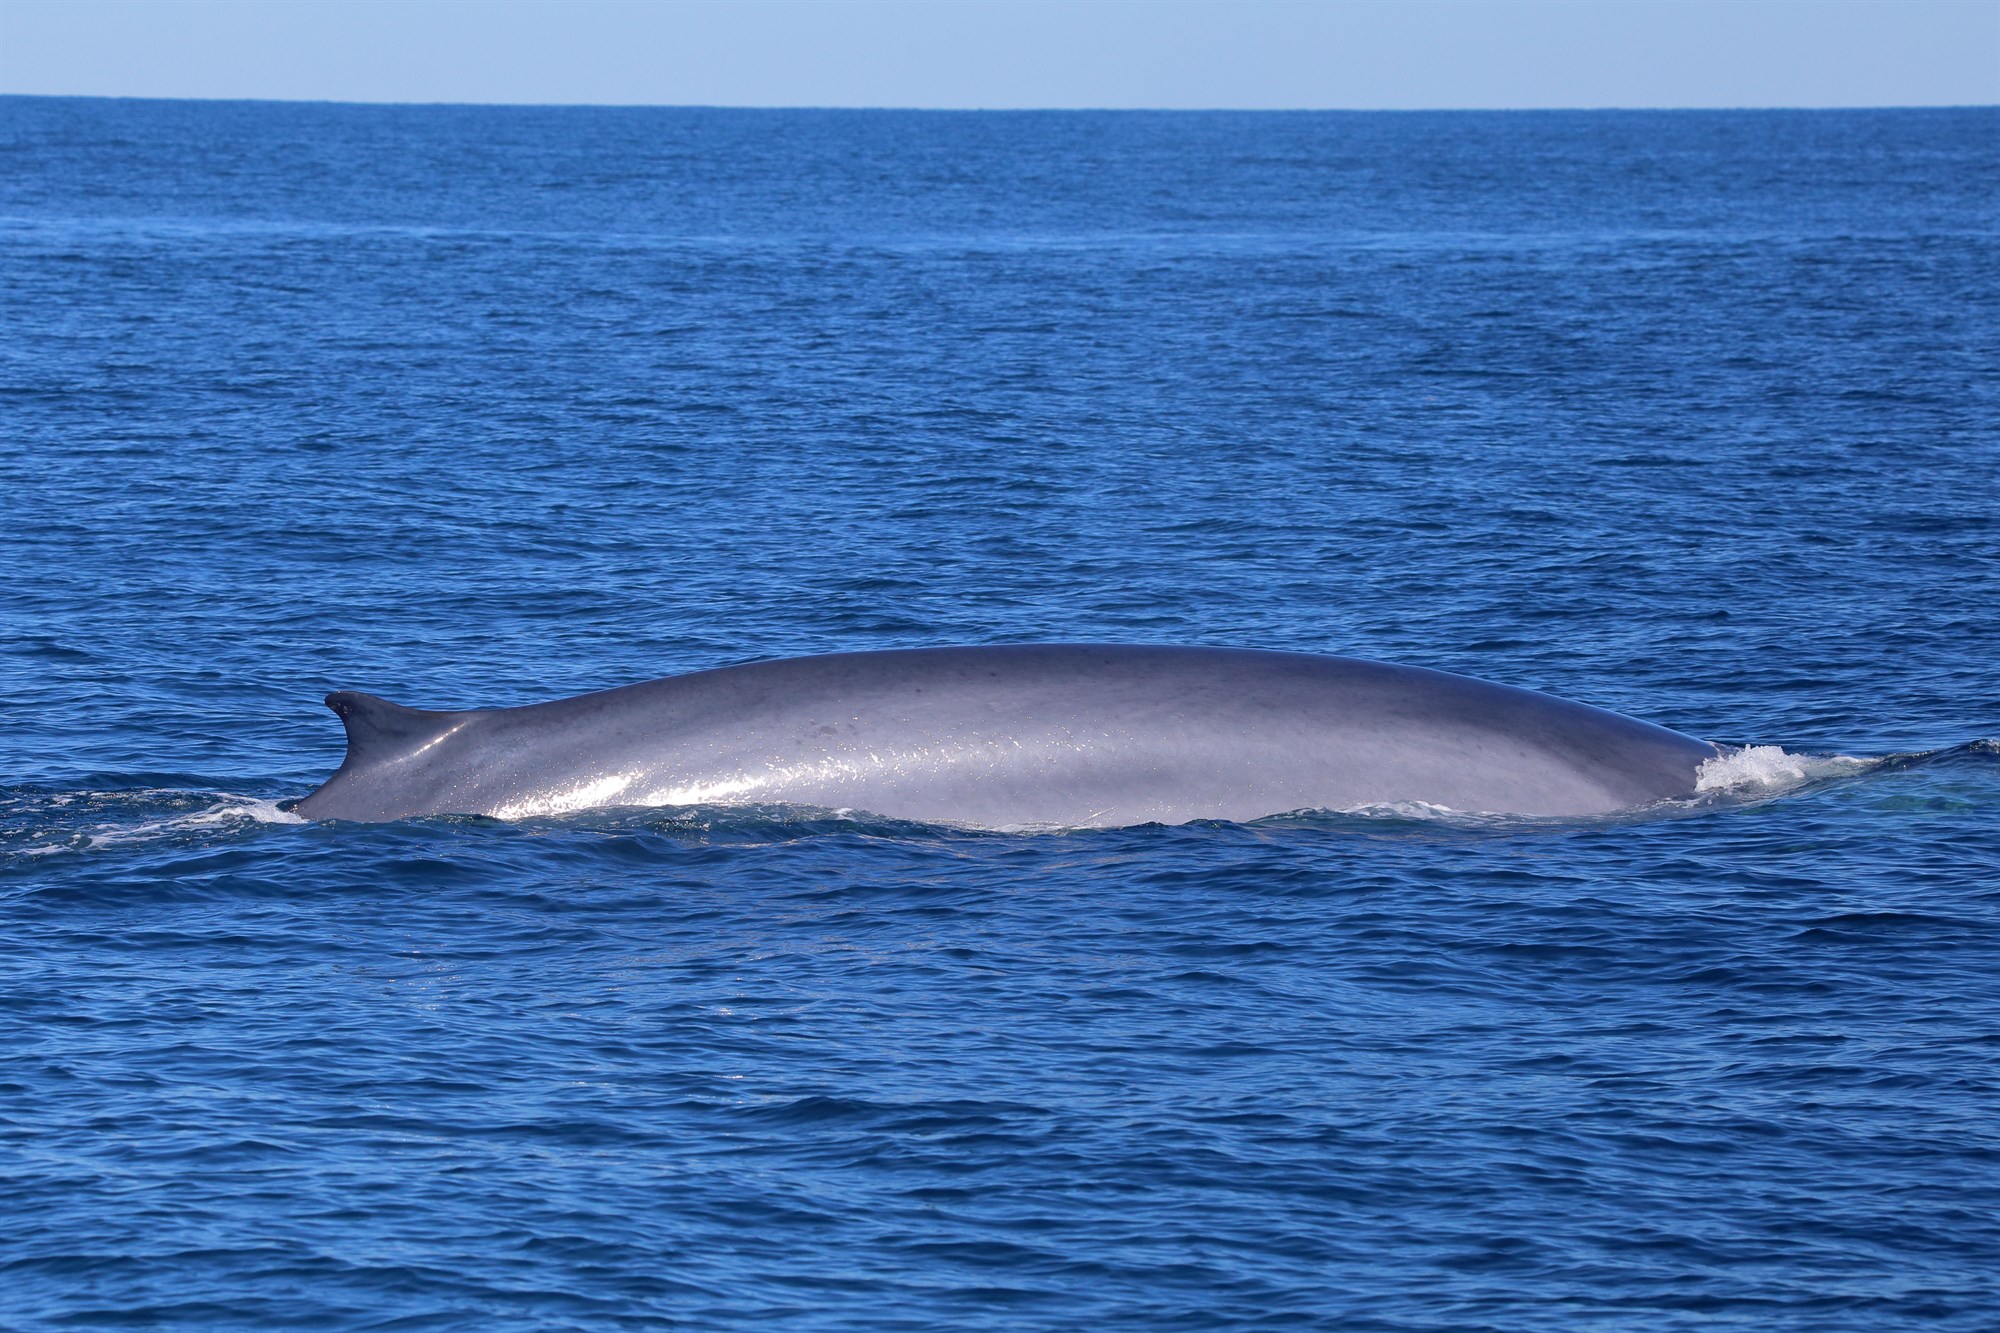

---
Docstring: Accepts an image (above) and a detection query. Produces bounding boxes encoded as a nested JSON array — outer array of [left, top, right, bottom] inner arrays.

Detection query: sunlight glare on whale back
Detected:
[[488, 772, 641, 821]]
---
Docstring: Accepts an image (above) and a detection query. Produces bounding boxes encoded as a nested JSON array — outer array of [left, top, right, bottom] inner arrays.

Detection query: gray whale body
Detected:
[[291, 645, 1717, 827]]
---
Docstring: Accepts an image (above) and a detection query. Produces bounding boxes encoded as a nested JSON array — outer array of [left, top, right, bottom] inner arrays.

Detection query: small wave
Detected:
[[1339, 799, 1464, 820], [9, 790, 303, 859], [1681, 739, 2000, 812], [1866, 737, 2000, 771], [95, 793, 307, 845], [1234, 802, 1566, 836]]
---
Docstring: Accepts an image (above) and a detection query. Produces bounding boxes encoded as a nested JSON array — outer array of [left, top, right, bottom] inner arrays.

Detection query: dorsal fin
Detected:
[[325, 691, 462, 770]]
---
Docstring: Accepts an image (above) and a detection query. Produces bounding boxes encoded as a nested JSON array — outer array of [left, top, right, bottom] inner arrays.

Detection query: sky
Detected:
[[0, 0, 1994, 110]]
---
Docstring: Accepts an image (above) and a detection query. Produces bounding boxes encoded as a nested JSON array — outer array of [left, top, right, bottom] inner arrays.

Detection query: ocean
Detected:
[[2, 98, 1996, 1330]]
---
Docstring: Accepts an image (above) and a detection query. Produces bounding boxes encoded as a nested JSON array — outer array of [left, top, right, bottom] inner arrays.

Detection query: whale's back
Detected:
[[292, 646, 1717, 826]]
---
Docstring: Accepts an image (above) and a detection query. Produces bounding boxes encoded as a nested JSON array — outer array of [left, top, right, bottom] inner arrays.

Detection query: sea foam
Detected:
[[1694, 745, 1873, 797]]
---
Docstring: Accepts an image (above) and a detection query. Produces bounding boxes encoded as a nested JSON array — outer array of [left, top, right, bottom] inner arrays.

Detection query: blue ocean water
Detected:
[[3, 97, 1998, 1330]]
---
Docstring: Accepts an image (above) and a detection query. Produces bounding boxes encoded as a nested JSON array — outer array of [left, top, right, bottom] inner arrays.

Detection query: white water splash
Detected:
[[1694, 745, 1875, 797]]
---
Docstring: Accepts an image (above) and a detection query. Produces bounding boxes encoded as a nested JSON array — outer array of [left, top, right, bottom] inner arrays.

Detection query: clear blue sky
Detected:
[[0, 0, 1993, 109]]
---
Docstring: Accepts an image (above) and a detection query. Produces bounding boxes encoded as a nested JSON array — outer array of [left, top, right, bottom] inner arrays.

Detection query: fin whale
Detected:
[[290, 645, 1718, 827]]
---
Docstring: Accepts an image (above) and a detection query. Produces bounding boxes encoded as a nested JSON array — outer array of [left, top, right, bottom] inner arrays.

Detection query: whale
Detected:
[[289, 644, 1719, 827]]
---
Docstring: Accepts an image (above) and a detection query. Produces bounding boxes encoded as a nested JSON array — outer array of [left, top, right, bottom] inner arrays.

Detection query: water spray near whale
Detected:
[[289, 645, 1720, 828]]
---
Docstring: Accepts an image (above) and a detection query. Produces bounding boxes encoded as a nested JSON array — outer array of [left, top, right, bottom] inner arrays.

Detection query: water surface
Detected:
[[3, 100, 1997, 1330]]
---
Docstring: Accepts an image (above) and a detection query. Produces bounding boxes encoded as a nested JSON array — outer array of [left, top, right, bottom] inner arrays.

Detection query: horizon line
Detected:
[[6, 92, 1996, 115]]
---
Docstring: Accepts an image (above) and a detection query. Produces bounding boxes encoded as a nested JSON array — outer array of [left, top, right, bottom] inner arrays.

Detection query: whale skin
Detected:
[[290, 644, 1718, 827]]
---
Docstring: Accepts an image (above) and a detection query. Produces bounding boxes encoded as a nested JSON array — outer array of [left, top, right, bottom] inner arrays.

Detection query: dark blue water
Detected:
[[3, 99, 1998, 1330]]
